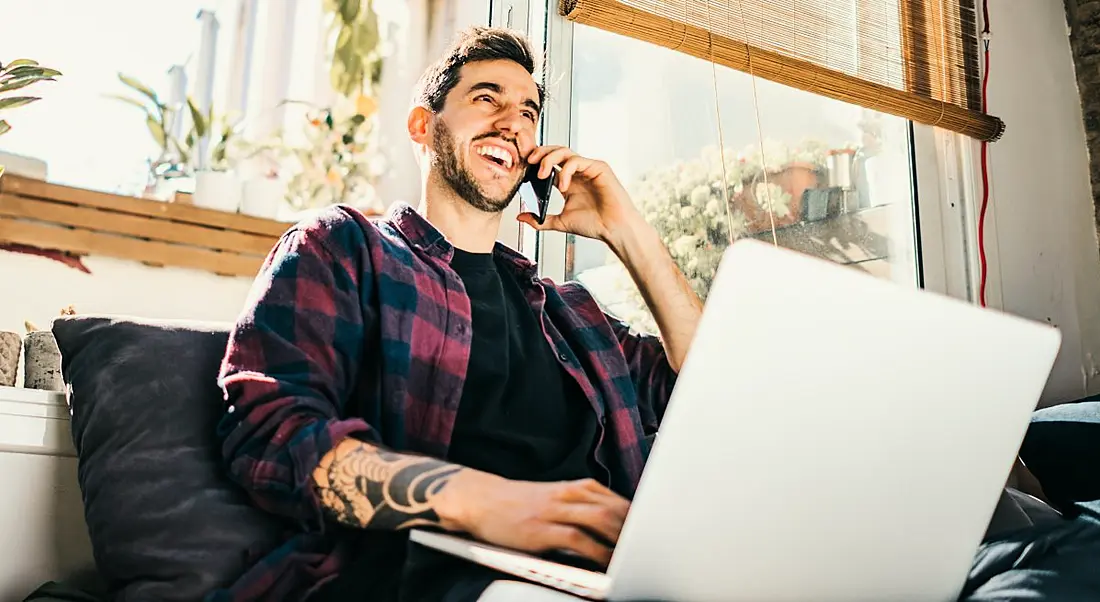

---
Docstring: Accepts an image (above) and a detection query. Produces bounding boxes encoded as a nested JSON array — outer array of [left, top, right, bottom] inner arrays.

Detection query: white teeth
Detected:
[[476, 145, 513, 169]]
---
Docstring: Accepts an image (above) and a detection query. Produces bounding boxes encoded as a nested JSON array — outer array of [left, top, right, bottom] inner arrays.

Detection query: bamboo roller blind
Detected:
[[559, 0, 1003, 142]]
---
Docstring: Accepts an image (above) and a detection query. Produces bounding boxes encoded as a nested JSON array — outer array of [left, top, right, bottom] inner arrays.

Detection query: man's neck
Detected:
[[417, 183, 504, 254]]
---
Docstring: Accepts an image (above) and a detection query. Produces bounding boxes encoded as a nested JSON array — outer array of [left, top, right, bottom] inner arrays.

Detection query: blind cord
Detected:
[[719, 0, 779, 246], [978, 0, 991, 307]]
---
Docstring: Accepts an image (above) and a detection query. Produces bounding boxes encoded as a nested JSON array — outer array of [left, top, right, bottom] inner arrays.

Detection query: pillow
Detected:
[[1020, 400, 1100, 516], [52, 315, 286, 602]]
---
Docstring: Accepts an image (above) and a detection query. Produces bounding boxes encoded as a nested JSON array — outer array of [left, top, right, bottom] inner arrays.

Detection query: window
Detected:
[[0, 0, 222, 195], [537, 19, 923, 334], [0, 0, 336, 198]]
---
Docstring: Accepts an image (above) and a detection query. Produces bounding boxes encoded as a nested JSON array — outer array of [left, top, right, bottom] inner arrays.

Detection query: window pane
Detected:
[[566, 24, 920, 334]]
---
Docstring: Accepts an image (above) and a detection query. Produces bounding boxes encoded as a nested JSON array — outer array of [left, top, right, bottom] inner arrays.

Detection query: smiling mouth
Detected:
[[473, 144, 516, 171]]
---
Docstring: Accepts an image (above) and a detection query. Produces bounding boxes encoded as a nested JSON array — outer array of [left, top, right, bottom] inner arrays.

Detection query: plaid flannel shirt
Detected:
[[207, 203, 678, 602]]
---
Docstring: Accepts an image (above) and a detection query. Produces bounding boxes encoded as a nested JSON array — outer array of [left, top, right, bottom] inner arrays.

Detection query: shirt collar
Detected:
[[384, 202, 540, 279]]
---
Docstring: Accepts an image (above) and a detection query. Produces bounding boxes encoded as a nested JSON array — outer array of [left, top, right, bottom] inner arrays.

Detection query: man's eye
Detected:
[[476, 95, 494, 103], [523, 111, 537, 121]]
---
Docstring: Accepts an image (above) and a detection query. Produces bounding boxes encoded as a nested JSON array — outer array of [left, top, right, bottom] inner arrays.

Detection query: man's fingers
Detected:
[[526, 144, 563, 164], [544, 524, 614, 568], [517, 212, 567, 232], [546, 502, 626, 546], [559, 478, 628, 507], [538, 147, 575, 179], [527, 145, 568, 170]]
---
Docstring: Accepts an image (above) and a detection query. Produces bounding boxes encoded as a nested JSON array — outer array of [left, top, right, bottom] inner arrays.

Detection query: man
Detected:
[[213, 25, 703, 602]]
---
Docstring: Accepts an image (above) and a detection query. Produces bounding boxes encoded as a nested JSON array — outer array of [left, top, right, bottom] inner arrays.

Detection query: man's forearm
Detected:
[[609, 216, 704, 372], [311, 437, 474, 531]]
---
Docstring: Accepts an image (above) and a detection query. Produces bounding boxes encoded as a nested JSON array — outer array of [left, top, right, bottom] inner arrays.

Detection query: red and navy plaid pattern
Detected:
[[208, 203, 677, 602]]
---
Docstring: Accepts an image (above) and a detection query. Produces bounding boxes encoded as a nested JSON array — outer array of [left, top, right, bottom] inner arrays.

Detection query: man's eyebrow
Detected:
[[468, 81, 541, 114]]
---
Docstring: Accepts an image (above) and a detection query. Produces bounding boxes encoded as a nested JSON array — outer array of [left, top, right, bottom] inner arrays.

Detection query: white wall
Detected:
[[0, 252, 253, 386], [978, 1, 1100, 406]]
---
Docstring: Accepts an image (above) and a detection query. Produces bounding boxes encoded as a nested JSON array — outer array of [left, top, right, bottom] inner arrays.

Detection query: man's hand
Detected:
[[517, 145, 704, 372], [312, 438, 630, 568], [441, 471, 630, 569], [517, 145, 644, 249]]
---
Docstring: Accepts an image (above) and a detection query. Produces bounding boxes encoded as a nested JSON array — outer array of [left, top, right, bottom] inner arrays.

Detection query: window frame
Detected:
[[495, 0, 987, 304]]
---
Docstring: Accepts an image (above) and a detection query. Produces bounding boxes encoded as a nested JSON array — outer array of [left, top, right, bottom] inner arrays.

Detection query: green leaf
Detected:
[[173, 137, 191, 166], [3, 67, 61, 80], [6, 59, 39, 69], [0, 120, 10, 136], [0, 75, 55, 94], [0, 96, 41, 111], [335, 25, 354, 52], [146, 114, 167, 149], [118, 73, 160, 106], [105, 93, 150, 112], [2, 66, 51, 81], [339, 0, 360, 23], [357, 8, 379, 54], [187, 97, 207, 138]]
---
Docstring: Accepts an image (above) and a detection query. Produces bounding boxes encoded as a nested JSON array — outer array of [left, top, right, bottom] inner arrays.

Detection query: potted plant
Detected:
[[187, 103, 246, 213], [245, 97, 384, 217], [109, 72, 191, 198], [0, 58, 62, 178]]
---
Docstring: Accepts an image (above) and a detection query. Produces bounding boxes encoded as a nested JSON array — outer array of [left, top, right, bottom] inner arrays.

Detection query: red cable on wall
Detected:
[[978, 0, 992, 307]]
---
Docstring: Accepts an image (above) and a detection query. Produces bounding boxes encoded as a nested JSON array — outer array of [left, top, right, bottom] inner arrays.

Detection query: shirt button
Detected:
[[227, 405, 236, 414], [558, 352, 568, 361]]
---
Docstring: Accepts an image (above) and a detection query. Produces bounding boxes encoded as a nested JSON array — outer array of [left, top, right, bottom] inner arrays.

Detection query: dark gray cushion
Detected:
[[52, 315, 286, 602]]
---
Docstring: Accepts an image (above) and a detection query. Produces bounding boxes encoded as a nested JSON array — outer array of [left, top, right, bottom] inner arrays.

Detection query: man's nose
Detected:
[[493, 106, 528, 136]]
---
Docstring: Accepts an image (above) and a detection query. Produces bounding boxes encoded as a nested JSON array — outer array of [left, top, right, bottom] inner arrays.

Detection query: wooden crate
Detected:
[[0, 175, 289, 278]]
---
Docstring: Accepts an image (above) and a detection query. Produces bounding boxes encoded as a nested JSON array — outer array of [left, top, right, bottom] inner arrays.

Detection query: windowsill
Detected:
[[0, 175, 287, 278], [748, 203, 895, 268]]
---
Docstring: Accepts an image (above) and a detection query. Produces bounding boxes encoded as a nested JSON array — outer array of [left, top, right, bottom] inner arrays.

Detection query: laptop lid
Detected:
[[605, 240, 1061, 602]]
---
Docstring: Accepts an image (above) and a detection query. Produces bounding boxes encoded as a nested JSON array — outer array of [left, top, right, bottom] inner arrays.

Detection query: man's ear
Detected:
[[407, 105, 432, 147]]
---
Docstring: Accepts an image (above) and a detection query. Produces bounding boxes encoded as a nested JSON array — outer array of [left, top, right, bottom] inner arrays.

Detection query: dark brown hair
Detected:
[[412, 26, 545, 113]]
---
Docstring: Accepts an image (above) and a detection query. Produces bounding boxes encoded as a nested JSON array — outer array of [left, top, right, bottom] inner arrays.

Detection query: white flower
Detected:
[[671, 234, 699, 256], [689, 185, 710, 206]]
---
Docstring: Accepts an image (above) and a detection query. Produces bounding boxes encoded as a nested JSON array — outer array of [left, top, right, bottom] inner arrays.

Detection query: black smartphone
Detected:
[[523, 163, 558, 224]]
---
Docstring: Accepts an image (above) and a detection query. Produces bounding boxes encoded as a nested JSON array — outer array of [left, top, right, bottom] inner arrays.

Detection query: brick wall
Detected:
[[1065, 0, 1100, 235]]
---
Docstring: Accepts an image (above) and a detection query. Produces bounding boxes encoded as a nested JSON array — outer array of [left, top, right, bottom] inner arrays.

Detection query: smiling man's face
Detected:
[[428, 59, 542, 213]]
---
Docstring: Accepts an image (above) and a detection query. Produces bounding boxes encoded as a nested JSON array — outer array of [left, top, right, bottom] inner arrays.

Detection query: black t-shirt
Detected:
[[398, 248, 603, 602], [316, 248, 602, 602], [445, 247, 600, 482]]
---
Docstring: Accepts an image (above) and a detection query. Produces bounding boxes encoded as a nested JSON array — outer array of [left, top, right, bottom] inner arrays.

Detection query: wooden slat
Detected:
[[0, 216, 263, 277], [0, 194, 277, 256], [1, 175, 289, 237]]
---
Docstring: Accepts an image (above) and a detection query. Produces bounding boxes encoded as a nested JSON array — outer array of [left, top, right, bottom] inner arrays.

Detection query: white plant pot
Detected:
[[240, 178, 285, 220], [192, 171, 242, 213]]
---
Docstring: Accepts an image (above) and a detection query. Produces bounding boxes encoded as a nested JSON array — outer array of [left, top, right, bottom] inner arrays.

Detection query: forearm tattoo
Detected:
[[314, 441, 463, 530]]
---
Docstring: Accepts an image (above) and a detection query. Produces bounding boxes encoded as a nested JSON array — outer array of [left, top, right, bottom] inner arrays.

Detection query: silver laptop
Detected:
[[412, 239, 1062, 602]]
